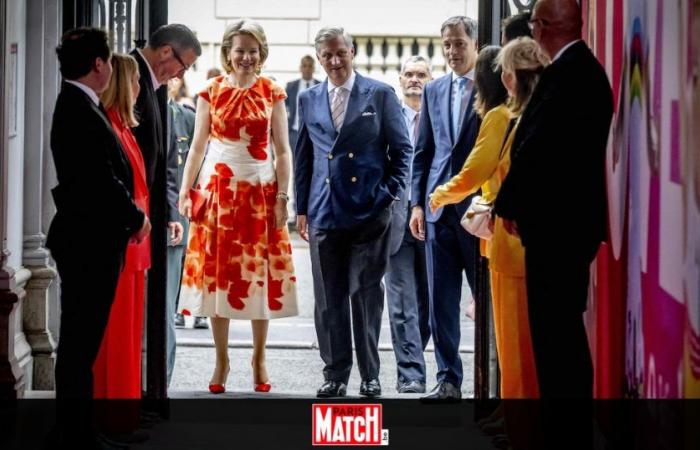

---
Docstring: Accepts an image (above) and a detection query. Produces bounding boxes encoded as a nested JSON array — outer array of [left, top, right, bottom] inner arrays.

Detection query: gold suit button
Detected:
[[348, 153, 354, 158], [325, 177, 330, 184], [351, 176, 357, 183], [328, 153, 334, 159]]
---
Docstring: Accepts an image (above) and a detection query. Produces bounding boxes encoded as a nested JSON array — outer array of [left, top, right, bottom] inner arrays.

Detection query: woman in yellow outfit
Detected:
[[429, 38, 549, 399]]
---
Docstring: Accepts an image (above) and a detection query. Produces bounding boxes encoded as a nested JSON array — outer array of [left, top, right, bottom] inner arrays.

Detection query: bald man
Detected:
[[494, 0, 613, 401]]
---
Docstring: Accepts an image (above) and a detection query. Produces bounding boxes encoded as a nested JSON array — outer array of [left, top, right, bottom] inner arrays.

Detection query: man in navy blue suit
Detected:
[[410, 16, 480, 401], [295, 26, 412, 398]]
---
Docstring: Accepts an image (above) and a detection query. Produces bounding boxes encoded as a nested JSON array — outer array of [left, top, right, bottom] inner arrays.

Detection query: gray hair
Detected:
[[149, 23, 202, 55], [440, 16, 479, 40], [314, 26, 354, 53], [400, 55, 433, 75]]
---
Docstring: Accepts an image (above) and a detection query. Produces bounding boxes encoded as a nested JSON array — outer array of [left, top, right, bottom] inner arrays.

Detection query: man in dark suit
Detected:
[[386, 55, 433, 394], [129, 25, 200, 393], [285, 55, 320, 224], [295, 26, 412, 398], [495, 0, 613, 401], [47, 27, 150, 445], [130, 24, 200, 242], [410, 16, 480, 401], [286, 55, 321, 152]]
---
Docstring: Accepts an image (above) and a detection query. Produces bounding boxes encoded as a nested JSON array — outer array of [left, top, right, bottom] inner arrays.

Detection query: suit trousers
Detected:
[[425, 205, 478, 387], [385, 205, 430, 385], [524, 243, 597, 449], [53, 246, 122, 438], [309, 206, 392, 383], [54, 249, 122, 399], [166, 243, 186, 386], [524, 243, 597, 399]]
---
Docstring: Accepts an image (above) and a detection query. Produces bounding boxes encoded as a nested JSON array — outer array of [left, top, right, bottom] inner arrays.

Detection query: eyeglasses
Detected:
[[527, 18, 553, 30], [171, 46, 191, 73]]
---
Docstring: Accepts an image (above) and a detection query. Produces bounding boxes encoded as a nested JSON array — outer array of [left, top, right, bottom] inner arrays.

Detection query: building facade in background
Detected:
[[170, 0, 478, 95]]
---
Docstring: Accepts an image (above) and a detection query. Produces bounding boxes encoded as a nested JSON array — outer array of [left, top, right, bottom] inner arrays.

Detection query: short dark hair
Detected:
[[473, 46, 508, 117], [56, 27, 111, 80], [149, 24, 202, 56], [502, 12, 532, 43], [441, 16, 479, 40]]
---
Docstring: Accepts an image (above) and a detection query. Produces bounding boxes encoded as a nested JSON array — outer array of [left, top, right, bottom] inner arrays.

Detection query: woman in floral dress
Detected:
[[178, 19, 298, 394]]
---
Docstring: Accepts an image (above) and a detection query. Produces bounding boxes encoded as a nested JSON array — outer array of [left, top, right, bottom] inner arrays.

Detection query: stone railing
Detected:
[[352, 35, 447, 82]]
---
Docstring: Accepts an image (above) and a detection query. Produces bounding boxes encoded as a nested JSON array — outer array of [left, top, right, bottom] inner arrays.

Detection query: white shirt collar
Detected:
[[65, 80, 100, 106], [552, 39, 582, 63], [402, 101, 419, 121], [327, 70, 356, 93], [136, 48, 160, 90], [452, 68, 475, 83]]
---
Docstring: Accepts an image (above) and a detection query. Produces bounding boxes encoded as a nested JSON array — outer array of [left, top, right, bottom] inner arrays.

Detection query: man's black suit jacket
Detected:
[[130, 49, 179, 223], [46, 82, 144, 257], [494, 41, 614, 254]]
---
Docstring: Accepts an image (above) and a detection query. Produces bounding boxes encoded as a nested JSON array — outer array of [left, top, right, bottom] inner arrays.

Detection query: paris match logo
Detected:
[[312, 404, 389, 446]]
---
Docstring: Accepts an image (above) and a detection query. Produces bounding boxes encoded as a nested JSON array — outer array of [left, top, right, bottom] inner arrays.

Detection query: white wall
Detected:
[[170, 0, 479, 95], [6, 0, 26, 270]]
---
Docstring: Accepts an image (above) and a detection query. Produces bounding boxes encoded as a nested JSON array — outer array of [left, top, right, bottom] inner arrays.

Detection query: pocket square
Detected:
[[362, 111, 376, 117]]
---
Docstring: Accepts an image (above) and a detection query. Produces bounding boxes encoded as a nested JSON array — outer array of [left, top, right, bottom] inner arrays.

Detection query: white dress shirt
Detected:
[[401, 101, 421, 201], [136, 48, 160, 90], [327, 70, 356, 122], [401, 101, 420, 147], [292, 78, 315, 131]]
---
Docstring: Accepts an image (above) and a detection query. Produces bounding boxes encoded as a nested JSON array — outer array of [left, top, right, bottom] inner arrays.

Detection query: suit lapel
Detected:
[[150, 87, 163, 148], [289, 80, 299, 117], [313, 80, 337, 138], [132, 48, 164, 151], [74, 86, 134, 190], [335, 74, 372, 147], [439, 75, 453, 147]]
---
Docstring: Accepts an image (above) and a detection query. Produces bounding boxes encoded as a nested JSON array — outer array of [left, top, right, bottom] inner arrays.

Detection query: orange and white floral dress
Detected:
[[178, 75, 298, 320]]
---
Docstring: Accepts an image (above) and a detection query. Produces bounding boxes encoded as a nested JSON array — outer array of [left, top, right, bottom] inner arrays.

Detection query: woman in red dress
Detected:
[[178, 20, 298, 394], [92, 53, 150, 415]]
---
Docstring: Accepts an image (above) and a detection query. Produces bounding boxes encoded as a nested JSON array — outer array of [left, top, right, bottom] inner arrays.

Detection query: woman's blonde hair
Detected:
[[220, 19, 268, 74], [496, 37, 549, 115], [100, 53, 139, 127]]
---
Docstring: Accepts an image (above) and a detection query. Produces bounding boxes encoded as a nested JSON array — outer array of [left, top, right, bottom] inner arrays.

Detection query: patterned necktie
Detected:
[[451, 76, 467, 141], [331, 87, 347, 131]]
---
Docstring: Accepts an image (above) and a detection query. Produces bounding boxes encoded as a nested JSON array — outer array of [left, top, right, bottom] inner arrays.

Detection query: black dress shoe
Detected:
[[420, 381, 461, 403], [359, 379, 382, 398], [317, 380, 347, 398], [397, 380, 426, 394]]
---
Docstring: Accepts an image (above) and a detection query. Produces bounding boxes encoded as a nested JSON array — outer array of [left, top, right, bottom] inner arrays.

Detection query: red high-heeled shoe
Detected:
[[254, 382, 272, 393], [252, 358, 271, 392], [209, 383, 226, 394], [209, 364, 229, 394]]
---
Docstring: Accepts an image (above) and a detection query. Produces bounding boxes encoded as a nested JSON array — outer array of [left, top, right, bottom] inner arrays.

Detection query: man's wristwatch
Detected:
[[276, 192, 289, 202]]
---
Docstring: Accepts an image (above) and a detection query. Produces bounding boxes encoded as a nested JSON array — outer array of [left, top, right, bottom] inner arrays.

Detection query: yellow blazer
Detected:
[[429, 104, 525, 277]]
